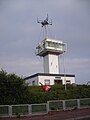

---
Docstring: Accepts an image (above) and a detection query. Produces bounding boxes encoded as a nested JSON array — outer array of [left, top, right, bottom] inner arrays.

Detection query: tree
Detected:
[[0, 69, 29, 105]]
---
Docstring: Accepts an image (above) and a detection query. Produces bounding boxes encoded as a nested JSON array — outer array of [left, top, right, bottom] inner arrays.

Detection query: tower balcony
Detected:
[[35, 38, 66, 56]]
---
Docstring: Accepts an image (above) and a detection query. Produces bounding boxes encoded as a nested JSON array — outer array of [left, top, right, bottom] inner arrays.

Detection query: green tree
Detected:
[[0, 69, 29, 105]]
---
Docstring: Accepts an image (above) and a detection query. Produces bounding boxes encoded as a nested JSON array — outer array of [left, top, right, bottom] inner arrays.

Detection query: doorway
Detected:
[[54, 79, 62, 85]]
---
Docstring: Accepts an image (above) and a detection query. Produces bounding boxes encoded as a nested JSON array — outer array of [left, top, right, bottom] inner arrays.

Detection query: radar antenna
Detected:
[[37, 14, 52, 38]]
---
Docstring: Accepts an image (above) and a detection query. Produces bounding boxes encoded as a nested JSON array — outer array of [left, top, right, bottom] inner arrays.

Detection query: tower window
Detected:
[[47, 42, 55, 47]]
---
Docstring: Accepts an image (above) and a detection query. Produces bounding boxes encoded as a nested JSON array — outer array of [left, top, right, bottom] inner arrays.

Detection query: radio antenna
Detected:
[[37, 14, 52, 38]]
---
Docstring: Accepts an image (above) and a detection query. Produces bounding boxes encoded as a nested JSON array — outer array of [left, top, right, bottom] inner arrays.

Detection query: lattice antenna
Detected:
[[37, 14, 52, 38]]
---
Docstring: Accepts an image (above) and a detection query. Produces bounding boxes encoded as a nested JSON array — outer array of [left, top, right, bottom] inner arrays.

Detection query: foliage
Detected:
[[0, 69, 29, 105], [26, 84, 90, 104], [0, 69, 90, 105]]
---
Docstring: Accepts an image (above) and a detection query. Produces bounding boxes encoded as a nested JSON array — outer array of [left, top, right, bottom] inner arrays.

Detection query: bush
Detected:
[[0, 70, 90, 104], [0, 69, 29, 105]]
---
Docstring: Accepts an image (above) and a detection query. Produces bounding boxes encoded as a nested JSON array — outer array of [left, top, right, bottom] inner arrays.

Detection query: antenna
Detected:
[[37, 14, 52, 38]]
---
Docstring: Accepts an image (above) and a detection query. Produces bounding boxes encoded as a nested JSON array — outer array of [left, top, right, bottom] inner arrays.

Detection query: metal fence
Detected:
[[0, 103, 48, 117], [0, 98, 90, 117], [48, 98, 90, 111]]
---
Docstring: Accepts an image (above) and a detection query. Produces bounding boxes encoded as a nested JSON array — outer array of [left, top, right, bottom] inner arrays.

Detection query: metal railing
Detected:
[[0, 98, 90, 117], [0, 103, 48, 117]]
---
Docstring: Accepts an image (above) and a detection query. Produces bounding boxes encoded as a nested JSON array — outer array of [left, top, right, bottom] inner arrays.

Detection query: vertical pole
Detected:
[[47, 101, 49, 113], [9, 105, 12, 117], [28, 104, 31, 115], [44, 25, 47, 38], [77, 99, 80, 109], [58, 55, 60, 74], [63, 52, 67, 90], [63, 100, 66, 110]]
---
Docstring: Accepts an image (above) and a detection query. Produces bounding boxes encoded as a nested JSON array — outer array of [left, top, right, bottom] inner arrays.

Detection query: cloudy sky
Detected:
[[0, 0, 90, 84]]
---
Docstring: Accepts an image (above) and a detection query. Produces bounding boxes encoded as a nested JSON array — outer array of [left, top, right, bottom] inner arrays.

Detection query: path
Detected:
[[0, 108, 90, 120]]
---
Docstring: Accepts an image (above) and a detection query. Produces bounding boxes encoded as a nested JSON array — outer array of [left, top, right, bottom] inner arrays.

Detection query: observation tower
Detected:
[[36, 14, 66, 74], [25, 15, 75, 86]]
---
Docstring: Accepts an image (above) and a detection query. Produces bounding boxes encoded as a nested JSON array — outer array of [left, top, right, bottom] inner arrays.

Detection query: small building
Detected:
[[25, 73, 75, 86]]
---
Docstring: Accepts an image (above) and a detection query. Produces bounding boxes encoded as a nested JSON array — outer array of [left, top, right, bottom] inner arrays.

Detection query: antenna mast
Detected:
[[37, 14, 52, 38]]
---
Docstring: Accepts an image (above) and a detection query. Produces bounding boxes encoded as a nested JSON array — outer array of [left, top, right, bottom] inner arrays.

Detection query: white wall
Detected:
[[43, 55, 49, 73], [43, 54, 59, 74], [25, 75, 75, 86], [38, 75, 55, 85], [25, 76, 38, 86], [62, 76, 75, 84]]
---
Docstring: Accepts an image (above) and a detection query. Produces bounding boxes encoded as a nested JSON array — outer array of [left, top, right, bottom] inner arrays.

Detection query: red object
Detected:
[[39, 82, 51, 92]]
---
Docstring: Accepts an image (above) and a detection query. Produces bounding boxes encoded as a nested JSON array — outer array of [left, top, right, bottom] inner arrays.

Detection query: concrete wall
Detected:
[[43, 54, 59, 74], [25, 76, 38, 86], [25, 75, 75, 86]]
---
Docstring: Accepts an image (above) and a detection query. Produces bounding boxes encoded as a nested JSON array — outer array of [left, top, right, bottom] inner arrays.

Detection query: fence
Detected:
[[0, 103, 48, 117], [48, 98, 90, 111], [0, 98, 90, 117]]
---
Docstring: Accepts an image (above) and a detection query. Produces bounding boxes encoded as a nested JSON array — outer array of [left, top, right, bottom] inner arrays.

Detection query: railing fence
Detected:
[[0, 98, 90, 117]]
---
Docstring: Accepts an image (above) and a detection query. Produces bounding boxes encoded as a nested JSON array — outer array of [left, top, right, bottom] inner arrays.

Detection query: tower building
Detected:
[[36, 38, 66, 74], [25, 15, 75, 86]]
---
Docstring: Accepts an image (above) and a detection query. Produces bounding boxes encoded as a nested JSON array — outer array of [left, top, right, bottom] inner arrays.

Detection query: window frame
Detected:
[[44, 79, 50, 85]]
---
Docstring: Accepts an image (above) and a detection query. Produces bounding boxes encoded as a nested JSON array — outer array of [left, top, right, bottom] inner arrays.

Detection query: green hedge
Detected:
[[0, 70, 90, 104], [26, 84, 90, 104]]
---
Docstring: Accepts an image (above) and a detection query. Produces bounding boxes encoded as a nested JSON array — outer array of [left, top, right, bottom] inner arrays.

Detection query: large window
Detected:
[[47, 41, 64, 50], [48, 42, 53, 47], [44, 79, 50, 85]]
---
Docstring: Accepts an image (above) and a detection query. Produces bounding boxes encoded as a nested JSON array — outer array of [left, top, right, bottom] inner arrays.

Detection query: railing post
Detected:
[[77, 99, 80, 109], [47, 101, 49, 113], [9, 105, 12, 117], [63, 100, 66, 110], [28, 104, 31, 115]]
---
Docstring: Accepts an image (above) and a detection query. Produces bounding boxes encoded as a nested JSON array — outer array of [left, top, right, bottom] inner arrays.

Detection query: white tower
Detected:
[[25, 15, 75, 86], [36, 15, 66, 74]]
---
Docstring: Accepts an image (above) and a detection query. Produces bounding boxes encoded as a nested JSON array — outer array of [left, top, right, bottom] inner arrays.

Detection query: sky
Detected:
[[0, 0, 90, 84]]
